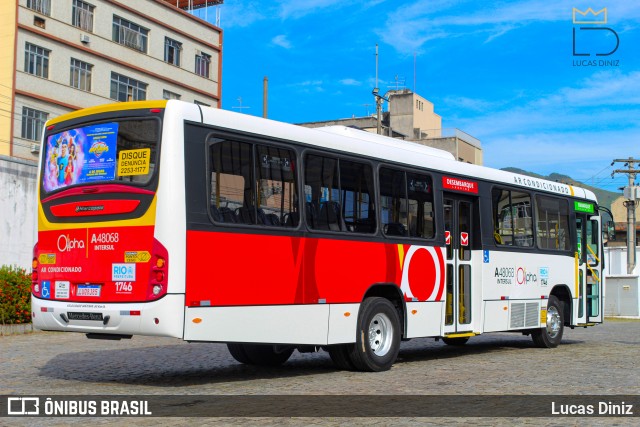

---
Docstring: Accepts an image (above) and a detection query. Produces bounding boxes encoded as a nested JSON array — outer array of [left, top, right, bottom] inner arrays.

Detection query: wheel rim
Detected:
[[546, 306, 561, 338], [368, 313, 393, 356]]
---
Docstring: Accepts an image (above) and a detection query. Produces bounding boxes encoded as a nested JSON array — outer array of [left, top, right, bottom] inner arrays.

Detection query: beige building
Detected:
[[0, 0, 222, 160], [299, 89, 483, 165], [609, 195, 640, 247]]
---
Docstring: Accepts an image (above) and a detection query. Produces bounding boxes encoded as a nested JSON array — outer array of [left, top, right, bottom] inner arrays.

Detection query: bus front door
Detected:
[[575, 213, 603, 324], [443, 195, 476, 336]]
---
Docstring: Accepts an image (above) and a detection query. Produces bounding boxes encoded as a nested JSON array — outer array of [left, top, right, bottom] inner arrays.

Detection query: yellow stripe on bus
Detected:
[[397, 244, 405, 270], [46, 100, 168, 126], [575, 251, 579, 295]]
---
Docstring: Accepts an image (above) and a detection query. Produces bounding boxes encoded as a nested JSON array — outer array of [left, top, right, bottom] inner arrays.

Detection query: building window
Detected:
[[112, 16, 148, 53], [34, 16, 46, 29], [162, 89, 181, 100], [27, 0, 51, 16], [22, 107, 48, 141], [110, 72, 147, 101], [165, 37, 182, 66], [70, 59, 92, 92], [72, 0, 95, 32], [24, 43, 50, 78], [195, 52, 211, 78]]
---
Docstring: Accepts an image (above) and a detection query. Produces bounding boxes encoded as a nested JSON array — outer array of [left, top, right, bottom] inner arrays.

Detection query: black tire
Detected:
[[227, 343, 294, 366], [348, 297, 401, 372], [245, 344, 294, 366], [227, 343, 253, 364], [532, 295, 564, 348], [327, 344, 356, 370], [442, 337, 469, 346]]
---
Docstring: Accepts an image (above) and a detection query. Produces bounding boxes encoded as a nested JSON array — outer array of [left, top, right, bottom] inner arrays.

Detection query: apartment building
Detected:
[[299, 89, 483, 165], [0, 0, 222, 160]]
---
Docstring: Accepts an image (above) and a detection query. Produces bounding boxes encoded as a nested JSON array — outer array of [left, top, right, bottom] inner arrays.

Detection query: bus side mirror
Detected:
[[607, 221, 615, 241]]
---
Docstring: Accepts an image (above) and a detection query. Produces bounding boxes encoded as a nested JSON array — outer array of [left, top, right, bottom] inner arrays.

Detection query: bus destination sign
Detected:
[[442, 176, 479, 194]]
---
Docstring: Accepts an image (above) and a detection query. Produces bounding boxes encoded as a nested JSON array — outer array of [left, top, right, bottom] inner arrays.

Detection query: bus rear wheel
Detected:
[[227, 343, 294, 366], [531, 295, 564, 348], [327, 344, 356, 370], [348, 297, 401, 372]]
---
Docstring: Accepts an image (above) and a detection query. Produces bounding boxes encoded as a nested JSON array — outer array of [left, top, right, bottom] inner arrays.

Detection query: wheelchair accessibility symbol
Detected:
[[41, 281, 51, 299]]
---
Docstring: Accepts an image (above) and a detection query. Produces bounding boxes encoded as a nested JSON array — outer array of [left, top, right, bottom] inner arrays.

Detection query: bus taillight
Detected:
[[148, 238, 168, 301], [32, 243, 41, 297]]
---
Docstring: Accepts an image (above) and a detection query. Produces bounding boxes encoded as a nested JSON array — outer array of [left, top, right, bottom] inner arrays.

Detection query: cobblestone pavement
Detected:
[[1, 319, 639, 426]]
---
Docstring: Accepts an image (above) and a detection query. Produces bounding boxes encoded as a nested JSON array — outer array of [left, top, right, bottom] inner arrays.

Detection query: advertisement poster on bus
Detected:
[[43, 122, 119, 192]]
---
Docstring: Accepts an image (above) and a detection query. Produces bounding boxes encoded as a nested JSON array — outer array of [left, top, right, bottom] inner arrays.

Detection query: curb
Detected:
[[0, 323, 35, 336]]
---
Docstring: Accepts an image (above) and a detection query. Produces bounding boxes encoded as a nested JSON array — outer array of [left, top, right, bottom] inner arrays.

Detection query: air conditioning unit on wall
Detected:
[[30, 143, 40, 153], [80, 34, 90, 43]]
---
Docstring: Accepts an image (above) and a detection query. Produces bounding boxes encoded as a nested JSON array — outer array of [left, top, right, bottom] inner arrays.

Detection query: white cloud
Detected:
[[340, 78, 362, 86], [219, 1, 266, 28], [442, 70, 640, 176], [378, 1, 640, 54], [271, 34, 293, 49]]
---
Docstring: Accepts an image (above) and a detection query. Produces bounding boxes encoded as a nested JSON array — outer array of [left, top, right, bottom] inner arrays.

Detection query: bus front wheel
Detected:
[[348, 297, 401, 372], [531, 295, 564, 348]]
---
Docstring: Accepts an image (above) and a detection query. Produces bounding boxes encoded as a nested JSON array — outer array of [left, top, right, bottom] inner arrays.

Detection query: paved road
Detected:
[[1, 319, 639, 426]]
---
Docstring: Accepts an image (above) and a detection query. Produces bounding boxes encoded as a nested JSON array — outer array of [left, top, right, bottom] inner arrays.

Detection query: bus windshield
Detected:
[[42, 118, 160, 194]]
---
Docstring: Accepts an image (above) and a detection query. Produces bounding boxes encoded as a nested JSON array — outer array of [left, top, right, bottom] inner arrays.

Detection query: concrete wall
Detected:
[[604, 246, 640, 317], [0, 155, 37, 269]]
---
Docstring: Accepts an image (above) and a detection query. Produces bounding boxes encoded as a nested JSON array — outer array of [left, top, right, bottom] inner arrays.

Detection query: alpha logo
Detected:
[[57, 234, 86, 252], [516, 267, 538, 285]]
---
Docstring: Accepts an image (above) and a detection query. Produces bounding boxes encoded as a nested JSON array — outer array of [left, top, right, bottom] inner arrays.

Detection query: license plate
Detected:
[[77, 284, 101, 297], [67, 312, 103, 321]]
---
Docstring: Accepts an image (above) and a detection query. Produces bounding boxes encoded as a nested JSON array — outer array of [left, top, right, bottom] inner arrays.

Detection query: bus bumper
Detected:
[[31, 294, 185, 339]]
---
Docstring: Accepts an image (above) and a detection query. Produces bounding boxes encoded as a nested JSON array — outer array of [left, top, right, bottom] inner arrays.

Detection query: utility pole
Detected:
[[372, 44, 389, 135], [612, 157, 640, 274], [263, 76, 268, 118]]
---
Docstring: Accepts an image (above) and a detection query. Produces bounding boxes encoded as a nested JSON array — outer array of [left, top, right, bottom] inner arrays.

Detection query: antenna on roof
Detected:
[[232, 97, 250, 113], [389, 75, 405, 91]]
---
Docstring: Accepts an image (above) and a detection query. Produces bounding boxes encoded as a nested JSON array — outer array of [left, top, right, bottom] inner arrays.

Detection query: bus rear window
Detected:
[[42, 119, 159, 193]]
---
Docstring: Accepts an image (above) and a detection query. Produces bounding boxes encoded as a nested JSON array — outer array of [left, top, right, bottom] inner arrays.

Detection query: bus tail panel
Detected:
[[34, 225, 162, 303], [31, 294, 185, 338]]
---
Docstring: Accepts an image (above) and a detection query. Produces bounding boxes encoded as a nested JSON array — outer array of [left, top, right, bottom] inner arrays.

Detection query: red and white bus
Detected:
[[32, 100, 604, 371]]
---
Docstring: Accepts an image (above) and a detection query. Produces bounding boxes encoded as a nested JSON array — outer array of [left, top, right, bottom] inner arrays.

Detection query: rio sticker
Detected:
[[112, 263, 136, 281]]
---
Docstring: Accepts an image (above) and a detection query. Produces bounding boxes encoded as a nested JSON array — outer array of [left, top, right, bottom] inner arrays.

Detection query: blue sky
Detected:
[[192, 0, 640, 192]]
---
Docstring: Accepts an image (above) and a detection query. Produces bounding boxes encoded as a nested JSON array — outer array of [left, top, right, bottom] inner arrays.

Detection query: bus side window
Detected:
[[492, 188, 533, 247], [209, 140, 251, 223], [255, 145, 299, 227]]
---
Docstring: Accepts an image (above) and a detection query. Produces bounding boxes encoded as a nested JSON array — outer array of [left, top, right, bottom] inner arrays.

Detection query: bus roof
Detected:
[[47, 101, 168, 126], [184, 101, 597, 203]]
